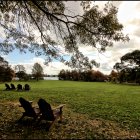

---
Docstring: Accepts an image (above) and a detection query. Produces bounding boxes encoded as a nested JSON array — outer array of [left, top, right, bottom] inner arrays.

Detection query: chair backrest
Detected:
[[11, 83, 16, 89], [24, 84, 30, 90], [17, 84, 22, 90], [19, 97, 36, 116], [38, 99, 55, 121], [5, 83, 11, 90]]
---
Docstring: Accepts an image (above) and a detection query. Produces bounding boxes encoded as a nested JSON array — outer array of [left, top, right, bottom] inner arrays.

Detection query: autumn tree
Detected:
[[109, 70, 118, 82], [0, 56, 15, 82], [58, 69, 107, 82], [0, 1, 129, 70], [32, 62, 44, 81]]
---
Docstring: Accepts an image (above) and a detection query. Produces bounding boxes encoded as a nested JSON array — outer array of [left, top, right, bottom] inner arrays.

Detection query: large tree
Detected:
[[32, 62, 44, 81], [0, 1, 129, 70], [0, 56, 15, 82], [113, 50, 140, 83]]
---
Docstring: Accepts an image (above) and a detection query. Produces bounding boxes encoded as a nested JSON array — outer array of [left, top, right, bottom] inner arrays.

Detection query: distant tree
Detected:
[[113, 62, 125, 73], [15, 64, 26, 72], [58, 69, 66, 80], [121, 50, 140, 67], [3, 67, 15, 82], [16, 71, 27, 81], [109, 70, 118, 82], [113, 50, 140, 84], [71, 70, 80, 81], [0, 56, 15, 82], [0, 56, 8, 68], [93, 70, 106, 82], [65, 70, 71, 80], [32, 63, 44, 81], [14, 64, 26, 80], [59, 69, 107, 82]]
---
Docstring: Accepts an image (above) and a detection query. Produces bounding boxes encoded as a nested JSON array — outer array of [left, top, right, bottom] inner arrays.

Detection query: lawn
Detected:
[[0, 80, 140, 139]]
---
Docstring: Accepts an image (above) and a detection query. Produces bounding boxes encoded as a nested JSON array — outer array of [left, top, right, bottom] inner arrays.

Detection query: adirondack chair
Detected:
[[10, 83, 16, 90], [37, 98, 65, 131], [17, 84, 22, 91], [5, 83, 11, 90], [18, 97, 40, 122], [24, 84, 30, 91]]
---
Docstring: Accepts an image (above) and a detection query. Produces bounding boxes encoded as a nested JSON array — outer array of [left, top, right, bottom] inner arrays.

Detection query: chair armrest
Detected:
[[19, 100, 33, 107], [52, 104, 65, 110], [29, 101, 33, 104]]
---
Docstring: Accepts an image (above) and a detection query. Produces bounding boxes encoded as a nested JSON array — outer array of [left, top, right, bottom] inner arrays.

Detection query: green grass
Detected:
[[0, 80, 140, 139]]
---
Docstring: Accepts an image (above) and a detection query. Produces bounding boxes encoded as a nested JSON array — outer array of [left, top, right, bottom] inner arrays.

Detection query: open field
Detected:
[[0, 80, 140, 139]]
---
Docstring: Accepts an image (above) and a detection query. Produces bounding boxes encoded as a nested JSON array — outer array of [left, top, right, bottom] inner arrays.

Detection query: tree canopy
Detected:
[[0, 1, 129, 70], [114, 50, 140, 71], [113, 50, 140, 84], [0, 56, 15, 82], [32, 62, 44, 81]]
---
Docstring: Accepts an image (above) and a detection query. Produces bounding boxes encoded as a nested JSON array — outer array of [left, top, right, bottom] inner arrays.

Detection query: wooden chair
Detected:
[[18, 97, 40, 122], [10, 83, 16, 90], [17, 84, 22, 91], [37, 98, 65, 131], [24, 84, 30, 91], [5, 83, 11, 90]]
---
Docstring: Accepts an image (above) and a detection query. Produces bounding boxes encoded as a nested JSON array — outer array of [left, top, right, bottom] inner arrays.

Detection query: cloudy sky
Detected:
[[2, 1, 140, 75]]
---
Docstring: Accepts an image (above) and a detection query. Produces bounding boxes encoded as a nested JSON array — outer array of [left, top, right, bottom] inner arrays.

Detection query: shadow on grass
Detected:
[[0, 102, 140, 139]]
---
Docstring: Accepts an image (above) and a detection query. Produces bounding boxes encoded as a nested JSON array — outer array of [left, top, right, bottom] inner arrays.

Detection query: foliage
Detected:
[[113, 50, 140, 84], [58, 69, 107, 82], [14, 65, 27, 81], [32, 62, 44, 81], [0, 56, 15, 82], [14, 65, 26, 73], [0, 1, 129, 70], [108, 70, 118, 82]]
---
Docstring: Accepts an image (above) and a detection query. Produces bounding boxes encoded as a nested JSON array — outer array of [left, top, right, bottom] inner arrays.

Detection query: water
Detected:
[[13, 77, 59, 81], [43, 77, 59, 80]]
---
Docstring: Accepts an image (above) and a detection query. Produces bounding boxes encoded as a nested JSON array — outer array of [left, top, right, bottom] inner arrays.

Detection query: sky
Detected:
[[1, 1, 140, 75]]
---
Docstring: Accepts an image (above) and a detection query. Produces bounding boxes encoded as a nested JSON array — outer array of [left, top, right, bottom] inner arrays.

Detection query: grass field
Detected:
[[0, 80, 140, 139]]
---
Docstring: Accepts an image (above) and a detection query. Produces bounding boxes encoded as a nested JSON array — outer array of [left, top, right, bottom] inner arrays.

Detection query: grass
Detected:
[[0, 80, 140, 139]]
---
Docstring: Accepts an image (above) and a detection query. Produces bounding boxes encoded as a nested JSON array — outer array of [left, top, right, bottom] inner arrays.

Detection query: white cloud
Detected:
[[10, 57, 71, 75]]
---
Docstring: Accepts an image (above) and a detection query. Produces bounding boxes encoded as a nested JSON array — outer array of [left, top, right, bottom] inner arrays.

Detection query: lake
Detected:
[[43, 77, 59, 80]]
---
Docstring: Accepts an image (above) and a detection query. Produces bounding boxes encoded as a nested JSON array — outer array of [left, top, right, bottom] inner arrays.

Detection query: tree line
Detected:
[[58, 50, 140, 84], [0, 57, 44, 82], [58, 69, 108, 82], [1, 49, 140, 84]]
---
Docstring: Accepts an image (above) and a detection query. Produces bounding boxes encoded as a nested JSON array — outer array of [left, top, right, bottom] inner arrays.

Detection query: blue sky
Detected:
[[6, 49, 35, 64], [1, 1, 140, 75]]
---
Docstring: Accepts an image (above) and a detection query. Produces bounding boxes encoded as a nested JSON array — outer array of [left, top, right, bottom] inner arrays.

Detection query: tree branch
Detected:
[[30, 0, 109, 36]]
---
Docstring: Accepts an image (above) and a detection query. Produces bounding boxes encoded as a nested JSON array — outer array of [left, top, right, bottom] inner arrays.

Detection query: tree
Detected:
[[121, 50, 140, 68], [32, 62, 44, 81], [0, 1, 129, 70], [14, 64, 26, 80], [0, 56, 15, 82], [109, 70, 118, 82], [58, 69, 107, 82], [58, 69, 66, 80], [3, 67, 15, 82], [113, 50, 140, 84]]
